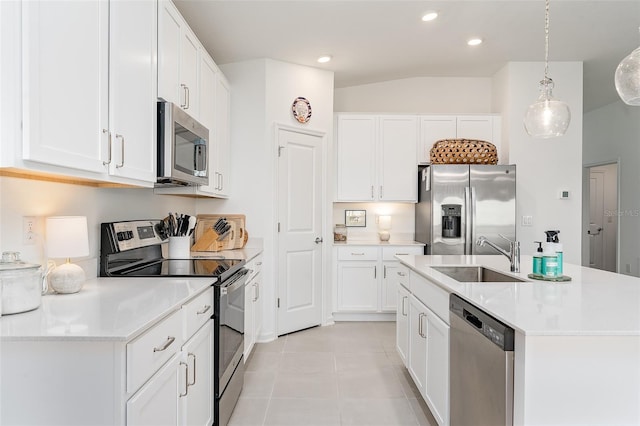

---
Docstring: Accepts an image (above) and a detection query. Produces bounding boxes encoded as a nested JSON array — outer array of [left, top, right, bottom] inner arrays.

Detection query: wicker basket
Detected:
[[430, 139, 498, 165]]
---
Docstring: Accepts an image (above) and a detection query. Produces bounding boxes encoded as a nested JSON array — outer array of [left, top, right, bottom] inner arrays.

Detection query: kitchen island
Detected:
[[396, 254, 640, 425]]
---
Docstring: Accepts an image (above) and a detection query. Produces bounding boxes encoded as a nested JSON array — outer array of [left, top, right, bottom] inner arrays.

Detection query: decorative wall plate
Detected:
[[292, 97, 312, 123]]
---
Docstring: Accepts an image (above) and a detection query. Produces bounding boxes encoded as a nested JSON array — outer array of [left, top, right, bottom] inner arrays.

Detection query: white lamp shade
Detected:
[[46, 216, 90, 259], [378, 215, 392, 230]]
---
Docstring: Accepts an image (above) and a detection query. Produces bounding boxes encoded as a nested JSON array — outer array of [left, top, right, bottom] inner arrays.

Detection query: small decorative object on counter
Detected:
[[334, 224, 347, 242], [378, 215, 392, 242], [45, 216, 90, 294], [532, 241, 543, 275], [430, 139, 498, 165]]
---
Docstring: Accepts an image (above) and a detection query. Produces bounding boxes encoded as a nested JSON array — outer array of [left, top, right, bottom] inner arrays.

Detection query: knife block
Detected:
[[191, 215, 246, 252]]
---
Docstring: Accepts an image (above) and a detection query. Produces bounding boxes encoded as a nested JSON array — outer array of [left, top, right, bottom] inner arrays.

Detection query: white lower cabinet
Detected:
[[396, 269, 450, 426], [396, 280, 410, 365], [180, 321, 214, 426], [127, 354, 181, 426], [244, 255, 263, 359], [334, 245, 423, 315]]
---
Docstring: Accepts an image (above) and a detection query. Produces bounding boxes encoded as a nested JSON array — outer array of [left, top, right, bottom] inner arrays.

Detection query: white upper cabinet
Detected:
[[336, 114, 417, 202], [18, 0, 156, 186], [418, 115, 501, 164], [212, 74, 231, 197], [108, 0, 157, 183], [158, 0, 200, 120], [21, 0, 109, 174]]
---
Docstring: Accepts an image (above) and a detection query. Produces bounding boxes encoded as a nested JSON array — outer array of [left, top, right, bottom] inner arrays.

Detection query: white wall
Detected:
[[201, 58, 334, 340], [583, 100, 640, 276], [334, 76, 493, 113], [492, 62, 584, 264], [0, 176, 195, 275]]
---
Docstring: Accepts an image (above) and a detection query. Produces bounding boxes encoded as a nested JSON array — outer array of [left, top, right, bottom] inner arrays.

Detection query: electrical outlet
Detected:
[[23, 216, 38, 245]]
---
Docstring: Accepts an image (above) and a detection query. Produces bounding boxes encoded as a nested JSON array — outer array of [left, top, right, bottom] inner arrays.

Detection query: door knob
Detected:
[[315, 237, 323, 244]]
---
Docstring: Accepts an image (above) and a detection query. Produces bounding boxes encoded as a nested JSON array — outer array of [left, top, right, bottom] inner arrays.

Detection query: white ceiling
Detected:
[[174, 0, 640, 112]]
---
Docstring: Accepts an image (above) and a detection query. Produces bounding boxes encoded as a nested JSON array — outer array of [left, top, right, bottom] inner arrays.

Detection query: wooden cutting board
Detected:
[[192, 214, 247, 252]]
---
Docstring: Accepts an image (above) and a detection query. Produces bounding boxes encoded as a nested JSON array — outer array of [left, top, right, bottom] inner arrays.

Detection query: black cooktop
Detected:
[[100, 220, 246, 281]]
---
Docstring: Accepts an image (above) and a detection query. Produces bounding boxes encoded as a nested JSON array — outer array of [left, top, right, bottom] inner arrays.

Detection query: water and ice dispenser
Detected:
[[442, 204, 462, 238]]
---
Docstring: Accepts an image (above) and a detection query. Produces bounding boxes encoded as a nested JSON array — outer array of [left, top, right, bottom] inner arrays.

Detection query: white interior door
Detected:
[[277, 128, 323, 335], [588, 171, 605, 269]]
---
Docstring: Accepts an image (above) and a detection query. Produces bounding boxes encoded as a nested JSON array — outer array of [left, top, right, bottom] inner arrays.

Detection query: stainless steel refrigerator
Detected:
[[415, 164, 516, 255]]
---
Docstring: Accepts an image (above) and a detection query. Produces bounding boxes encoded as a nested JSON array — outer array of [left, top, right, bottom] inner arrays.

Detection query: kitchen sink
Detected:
[[431, 266, 527, 283]]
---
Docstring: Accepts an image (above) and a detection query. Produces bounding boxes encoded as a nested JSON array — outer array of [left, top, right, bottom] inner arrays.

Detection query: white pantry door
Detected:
[[277, 128, 323, 335]]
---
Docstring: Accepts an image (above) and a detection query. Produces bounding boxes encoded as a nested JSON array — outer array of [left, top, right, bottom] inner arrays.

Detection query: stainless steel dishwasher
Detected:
[[450, 294, 515, 426]]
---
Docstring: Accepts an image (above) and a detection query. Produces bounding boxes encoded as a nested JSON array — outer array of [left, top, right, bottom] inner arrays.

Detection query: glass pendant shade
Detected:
[[615, 45, 640, 106], [524, 78, 571, 138]]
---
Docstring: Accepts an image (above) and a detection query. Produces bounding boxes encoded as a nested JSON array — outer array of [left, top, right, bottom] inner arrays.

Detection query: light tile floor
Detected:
[[229, 321, 438, 426]]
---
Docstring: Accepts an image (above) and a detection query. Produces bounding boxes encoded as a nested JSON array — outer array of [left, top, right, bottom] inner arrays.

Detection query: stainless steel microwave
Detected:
[[157, 102, 209, 186]]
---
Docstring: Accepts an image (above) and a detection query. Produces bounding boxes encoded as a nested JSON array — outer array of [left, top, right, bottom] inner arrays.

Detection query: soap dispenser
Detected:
[[533, 241, 543, 275], [544, 230, 563, 275]]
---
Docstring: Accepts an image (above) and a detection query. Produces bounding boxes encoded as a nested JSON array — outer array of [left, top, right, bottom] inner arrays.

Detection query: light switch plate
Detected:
[[522, 215, 533, 226]]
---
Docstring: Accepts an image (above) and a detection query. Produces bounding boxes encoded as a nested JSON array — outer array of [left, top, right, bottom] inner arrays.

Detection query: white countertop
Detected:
[[333, 240, 425, 246], [396, 254, 640, 336], [0, 276, 214, 342]]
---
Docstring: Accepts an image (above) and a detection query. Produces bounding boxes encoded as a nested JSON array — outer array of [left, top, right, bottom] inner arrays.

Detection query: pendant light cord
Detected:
[[544, 0, 550, 80]]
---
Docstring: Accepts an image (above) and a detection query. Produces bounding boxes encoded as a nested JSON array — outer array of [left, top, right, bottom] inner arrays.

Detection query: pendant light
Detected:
[[614, 27, 640, 106], [523, 0, 571, 138]]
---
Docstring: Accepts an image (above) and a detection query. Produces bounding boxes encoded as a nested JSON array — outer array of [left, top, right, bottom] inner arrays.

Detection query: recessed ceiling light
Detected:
[[467, 38, 483, 46], [317, 55, 332, 63], [422, 11, 438, 22]]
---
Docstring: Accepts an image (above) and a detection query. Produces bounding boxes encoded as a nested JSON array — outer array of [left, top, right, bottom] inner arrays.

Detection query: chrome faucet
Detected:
[[476, 235, 520, 273]]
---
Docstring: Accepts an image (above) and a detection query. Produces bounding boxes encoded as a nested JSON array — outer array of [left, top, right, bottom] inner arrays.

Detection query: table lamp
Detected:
[[46, 216, 89, 294], [378, 215, 392, 242]]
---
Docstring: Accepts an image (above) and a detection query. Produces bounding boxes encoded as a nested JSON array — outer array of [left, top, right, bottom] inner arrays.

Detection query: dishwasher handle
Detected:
[[463, 309, 483, 329]]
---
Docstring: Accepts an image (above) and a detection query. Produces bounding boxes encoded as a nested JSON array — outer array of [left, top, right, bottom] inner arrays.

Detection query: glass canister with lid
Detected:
[[0, 251, 50, 315]]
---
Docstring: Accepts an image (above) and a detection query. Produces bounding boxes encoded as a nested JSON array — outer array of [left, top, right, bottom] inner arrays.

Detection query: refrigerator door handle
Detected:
[[464, 187, 472, 255], [470, 187, 477, 253]]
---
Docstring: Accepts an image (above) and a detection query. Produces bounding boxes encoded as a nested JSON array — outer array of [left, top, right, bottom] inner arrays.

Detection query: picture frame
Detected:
[[345, 210, 366, 227]]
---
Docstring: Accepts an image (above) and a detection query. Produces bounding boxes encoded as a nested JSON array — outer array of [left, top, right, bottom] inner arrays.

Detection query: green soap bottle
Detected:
[[532, 241, 543, 275]]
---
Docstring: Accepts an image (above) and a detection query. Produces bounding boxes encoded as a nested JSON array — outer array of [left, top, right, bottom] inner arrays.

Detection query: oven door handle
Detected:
[[220, 269, 249, 295]]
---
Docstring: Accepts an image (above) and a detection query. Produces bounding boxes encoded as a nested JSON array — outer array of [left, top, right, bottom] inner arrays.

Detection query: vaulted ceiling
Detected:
[[175, 1, 640, 112]]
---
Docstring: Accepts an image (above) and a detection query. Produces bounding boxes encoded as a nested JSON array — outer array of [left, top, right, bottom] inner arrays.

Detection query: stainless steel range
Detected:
[[100, 220, 248, 426]]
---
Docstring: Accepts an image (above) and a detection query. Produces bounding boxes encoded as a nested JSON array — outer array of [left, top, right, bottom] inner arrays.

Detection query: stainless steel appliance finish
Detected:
[[157, 101, 209, 186], [450, 294, 515, 426], [215, 267, 248, 426], [432, 266, 526, 283], [416, 164, 516, 255]]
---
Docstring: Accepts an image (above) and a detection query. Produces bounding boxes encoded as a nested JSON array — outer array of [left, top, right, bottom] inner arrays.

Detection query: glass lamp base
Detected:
[[48, 262, 85, 294]]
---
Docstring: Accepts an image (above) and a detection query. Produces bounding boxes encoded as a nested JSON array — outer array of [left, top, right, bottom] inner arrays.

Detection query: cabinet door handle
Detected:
[[153, 336, 176, 352], [402, 296, 407, 316], [253, 283, 258, 302], [179, 361, 189, 397], [187, 352, 196, 386], [384, 265, 387, 278], [115, 134, 125, 168], [102, 129, 112, 165], [196, 305, 211, 315], [380, 185, 383, 199], [180, 84, 188, 109], [374, 266, 377, 279], [185, 85, 190, 109], [219, 173, 223, 191], [371, 185, 374, 199], [418, 313, 426, 338]]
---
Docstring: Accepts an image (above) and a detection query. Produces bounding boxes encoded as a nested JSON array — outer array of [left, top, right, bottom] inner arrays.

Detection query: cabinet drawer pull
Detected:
[[153, 336, 175, 352], [395, 253, 409, 256], [397, 271, 406, 277], [188, 352, 196, 386], [351, 252, 365, 256], [256, 262, 262, 266], [197, 305, 212, 315], [179, 361, 189, 397]]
